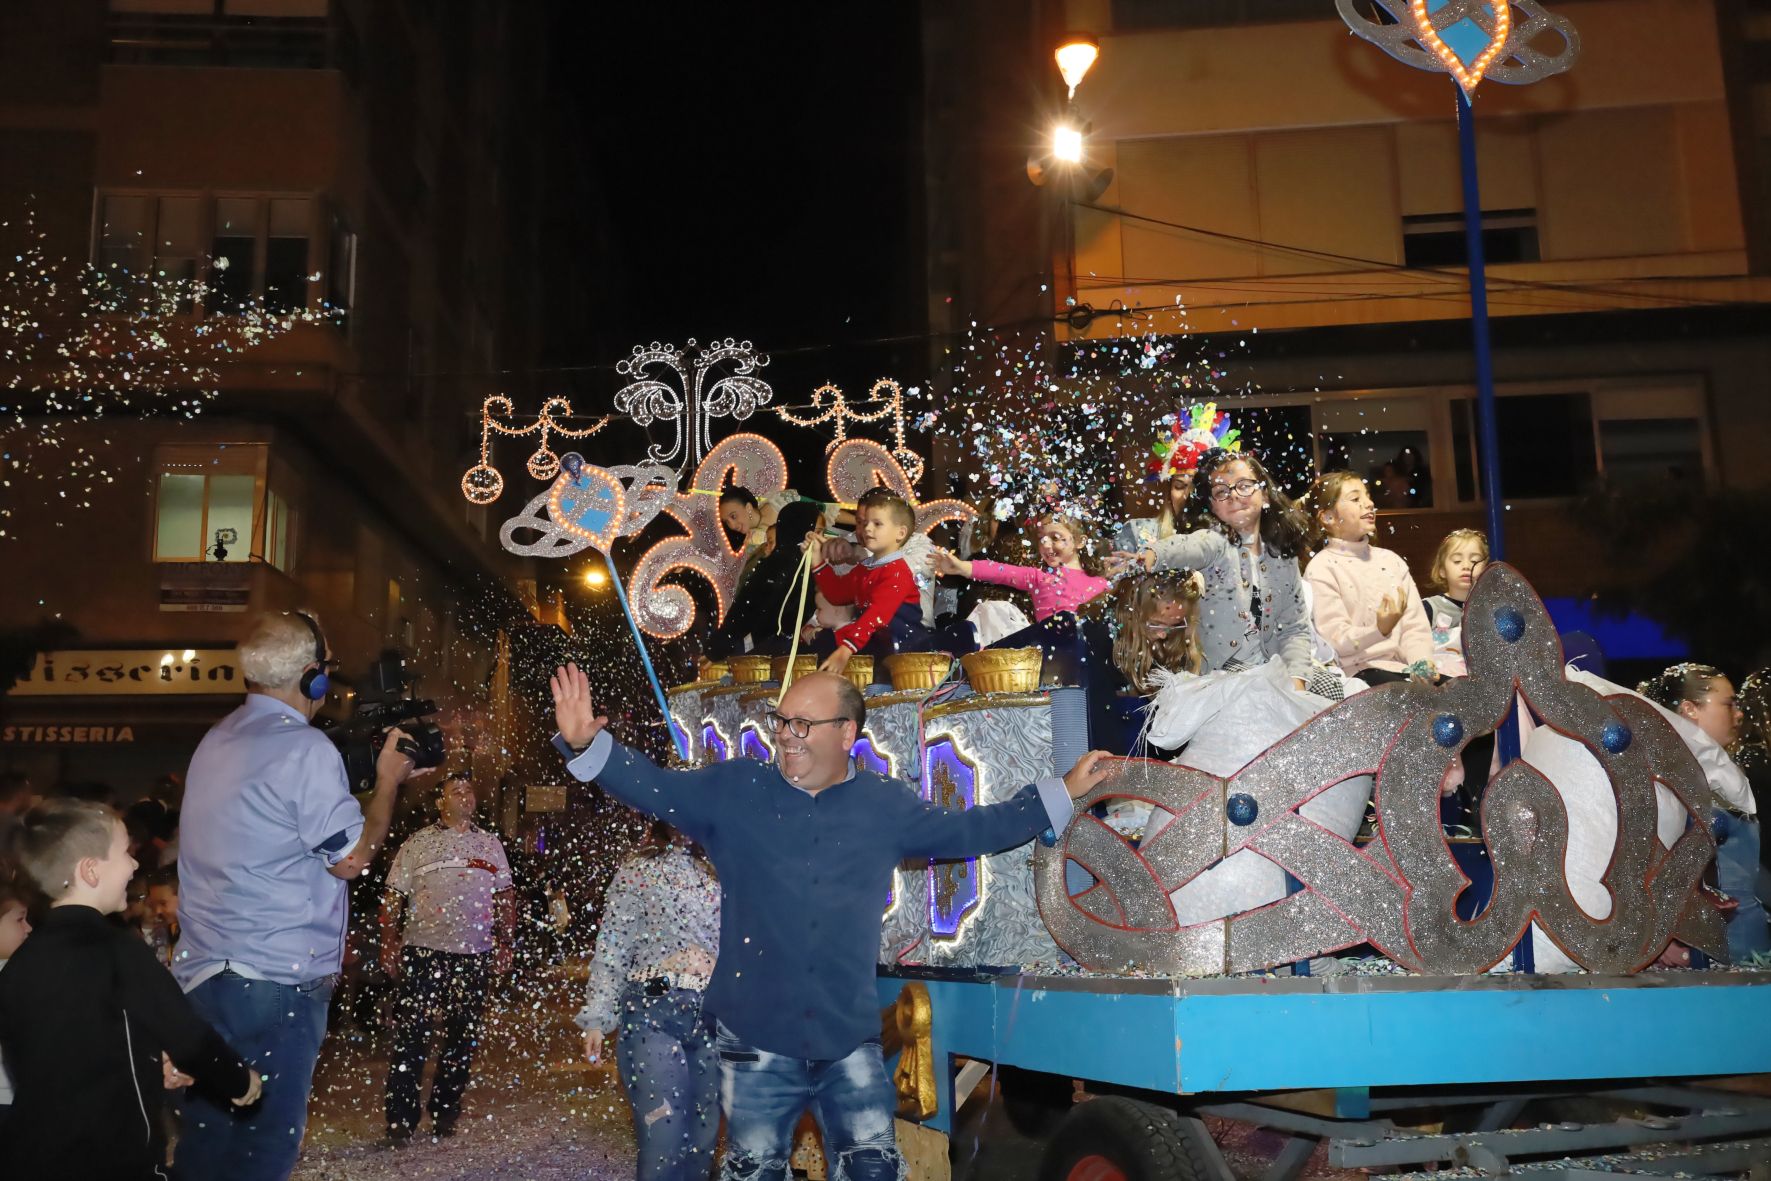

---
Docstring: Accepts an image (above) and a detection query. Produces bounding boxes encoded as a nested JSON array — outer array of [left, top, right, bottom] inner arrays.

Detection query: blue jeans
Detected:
[[175, 970, 333, 1181], [615, 984, 720, 1181], [1715, 810, 1770, 962], [715, 1020, 905, 1181]]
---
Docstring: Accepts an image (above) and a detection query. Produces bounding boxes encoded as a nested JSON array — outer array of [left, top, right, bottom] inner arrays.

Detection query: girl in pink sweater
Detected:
[[933, 512, 1110, 621], [1302, 471, 1433, 685]]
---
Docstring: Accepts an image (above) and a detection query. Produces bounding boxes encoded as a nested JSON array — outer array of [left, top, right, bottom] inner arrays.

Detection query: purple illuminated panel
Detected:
[[851, 735, 890, 778], [921, 737, 980, 939], [739, 726, 771, 762], [701, 723, 729, 763]]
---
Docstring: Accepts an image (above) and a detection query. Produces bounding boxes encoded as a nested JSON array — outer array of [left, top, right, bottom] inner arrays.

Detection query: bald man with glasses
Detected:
[[550, 665, 1109, 1181]]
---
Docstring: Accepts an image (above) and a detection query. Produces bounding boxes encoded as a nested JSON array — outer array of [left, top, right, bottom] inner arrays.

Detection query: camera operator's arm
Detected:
[[328, 729, 417, 881]]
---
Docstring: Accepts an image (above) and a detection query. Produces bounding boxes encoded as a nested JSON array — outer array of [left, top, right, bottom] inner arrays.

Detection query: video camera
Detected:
[[324, 649, 447, 792]]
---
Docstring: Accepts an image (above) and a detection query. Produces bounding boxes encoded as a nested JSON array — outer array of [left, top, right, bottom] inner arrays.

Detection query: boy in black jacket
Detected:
[[0, 799, 260, 1180]]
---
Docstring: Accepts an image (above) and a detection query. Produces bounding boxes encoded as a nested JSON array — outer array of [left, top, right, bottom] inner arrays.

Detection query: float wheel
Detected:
[[1038, 1095, 1220, 1181]]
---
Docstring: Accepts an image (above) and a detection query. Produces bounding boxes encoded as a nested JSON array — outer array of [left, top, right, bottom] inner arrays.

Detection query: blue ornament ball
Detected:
[[1600, 720, 1632, 755], [1432, 713, 1465, 748], [1226, 792, 1259, 827], [1494, 606, 1526, 643], [561, 451, 586, 478]]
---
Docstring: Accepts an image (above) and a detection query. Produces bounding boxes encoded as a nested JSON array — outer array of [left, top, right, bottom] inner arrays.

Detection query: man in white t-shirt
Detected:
[[379, 775, 514, 1142]]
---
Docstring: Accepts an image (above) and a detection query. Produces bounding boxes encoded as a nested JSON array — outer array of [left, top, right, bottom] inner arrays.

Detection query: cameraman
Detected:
[[173, 611, 420, 1181]]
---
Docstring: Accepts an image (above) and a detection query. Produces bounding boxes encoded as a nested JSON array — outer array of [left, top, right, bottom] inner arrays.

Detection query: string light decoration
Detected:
[[825, 438, 975, 540], [499, 457, 674, 559], [626, 432, 789, 638], [613, 338, 773, 477], [1337, 0, 1579, 93], [776, 377, 925, 485], [461, 395, 610, 505]]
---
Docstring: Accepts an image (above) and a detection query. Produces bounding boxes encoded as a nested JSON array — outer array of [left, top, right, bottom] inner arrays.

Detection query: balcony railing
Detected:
[[105, 13, 333, 70]]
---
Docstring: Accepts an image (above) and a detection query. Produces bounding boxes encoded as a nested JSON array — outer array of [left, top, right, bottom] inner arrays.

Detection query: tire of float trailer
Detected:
[[1036, 1095, 1220, 1181]]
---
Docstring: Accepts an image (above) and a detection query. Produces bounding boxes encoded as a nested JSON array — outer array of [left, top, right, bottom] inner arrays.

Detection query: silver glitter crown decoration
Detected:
[[1035, 564, 1725, 977]]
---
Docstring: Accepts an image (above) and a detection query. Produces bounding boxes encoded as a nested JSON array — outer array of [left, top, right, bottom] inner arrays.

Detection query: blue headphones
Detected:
[[290, 612, 332, 701]]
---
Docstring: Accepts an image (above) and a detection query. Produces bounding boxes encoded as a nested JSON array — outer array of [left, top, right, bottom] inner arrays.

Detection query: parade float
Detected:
[[472, 351, 1771, 1177]]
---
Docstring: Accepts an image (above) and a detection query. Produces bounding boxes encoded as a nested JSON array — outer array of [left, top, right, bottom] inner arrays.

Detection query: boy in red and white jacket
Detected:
[[806, 494, 932, 674]]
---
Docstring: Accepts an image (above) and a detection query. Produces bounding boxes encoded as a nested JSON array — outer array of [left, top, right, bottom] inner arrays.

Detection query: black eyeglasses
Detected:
[[765, 712, 851, 740], [1208, 479, 1265, 502]]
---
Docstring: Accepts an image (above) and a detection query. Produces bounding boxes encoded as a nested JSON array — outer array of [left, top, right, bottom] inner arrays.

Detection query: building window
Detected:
[[1219, 403, 1314, 499], [1403, 209, 1541, 268], [1452, 392, 1598, 499], [96, 192, 318, 314], [265, 486, 297, 572], [1597, 418, 1705, 483], [152, 445, 265, 563], [1318, 397, 1435, 509], [327, 211, 357, 321]]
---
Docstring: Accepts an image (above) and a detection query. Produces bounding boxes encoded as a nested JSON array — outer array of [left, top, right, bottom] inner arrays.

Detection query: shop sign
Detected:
[[9, 649, 243, 697]]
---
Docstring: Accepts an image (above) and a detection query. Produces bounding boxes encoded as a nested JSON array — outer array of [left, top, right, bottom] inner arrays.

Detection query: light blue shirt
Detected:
[[174, 694, 364, 989]]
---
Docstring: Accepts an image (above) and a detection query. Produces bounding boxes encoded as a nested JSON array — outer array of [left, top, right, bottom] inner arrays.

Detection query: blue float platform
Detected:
[[878, 967, 1771, 1136]]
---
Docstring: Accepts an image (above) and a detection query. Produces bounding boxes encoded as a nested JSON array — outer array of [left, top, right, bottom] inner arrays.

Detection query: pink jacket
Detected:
[[969, 561, 1110, 622], [1303, 538, 1432, 676]]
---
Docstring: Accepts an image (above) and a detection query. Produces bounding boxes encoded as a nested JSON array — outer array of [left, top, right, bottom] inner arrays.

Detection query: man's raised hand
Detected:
[[550, 663, 608, 750]]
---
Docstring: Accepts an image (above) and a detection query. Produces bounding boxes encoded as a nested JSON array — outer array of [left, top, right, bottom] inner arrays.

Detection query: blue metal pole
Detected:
[[604, 552, 690, 761], [1457, 83, 1506, 564]]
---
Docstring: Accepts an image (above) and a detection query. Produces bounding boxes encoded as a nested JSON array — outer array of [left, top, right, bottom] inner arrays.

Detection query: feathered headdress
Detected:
[[1148, 402, 1239, 481]]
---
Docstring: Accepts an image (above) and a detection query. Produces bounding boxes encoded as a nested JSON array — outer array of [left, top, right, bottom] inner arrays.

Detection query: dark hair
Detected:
[[1187, 449, 1309, 559], [0, 772, 33, 806], [146, 865, 178, 891], [1740, 670, 1768, 747], [719, 487, 759, 510], [11, 799, 118, 900], [1301, 470, 1366, 553], [1638, 663, 1727, 711]]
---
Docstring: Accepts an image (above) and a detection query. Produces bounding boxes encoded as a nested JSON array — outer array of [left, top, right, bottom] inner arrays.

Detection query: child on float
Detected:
[[1110, 447, 1314, 687], [1112, 403, 1237, 552], [804, 492, 932, 676], [805, 486, 940, 631], [1638, 664, 1766, 962], [1421, 528, 1490, 678], [1111, 451, 1376, 929], [932, 511, 1110, 623], [1301, 470, 1434, 687], [704, 500, 828, 660]]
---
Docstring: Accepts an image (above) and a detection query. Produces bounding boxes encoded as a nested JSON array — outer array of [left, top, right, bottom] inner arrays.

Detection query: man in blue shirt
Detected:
[[175, 612, 419, 1181], [551, 664, 1109, 1180]]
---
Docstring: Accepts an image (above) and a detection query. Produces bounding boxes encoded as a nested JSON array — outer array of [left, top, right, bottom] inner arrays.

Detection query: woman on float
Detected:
[[1105, 448, 1372, 938], [1113, 402, 1236, 553]]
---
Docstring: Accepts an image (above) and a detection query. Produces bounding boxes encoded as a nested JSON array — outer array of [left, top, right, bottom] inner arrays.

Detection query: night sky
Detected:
[[566, 4, 927, 398]]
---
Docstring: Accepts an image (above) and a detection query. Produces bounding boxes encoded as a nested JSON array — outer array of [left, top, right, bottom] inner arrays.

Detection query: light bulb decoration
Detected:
[[613, 338, 773, 478], [499, 458, 675, 560], [777, 377, 926, 485], [461, 394, 610, 505], [626, 432, 790, 638], [825, 438, 975, 540], [1337, 0, 1579, 94]]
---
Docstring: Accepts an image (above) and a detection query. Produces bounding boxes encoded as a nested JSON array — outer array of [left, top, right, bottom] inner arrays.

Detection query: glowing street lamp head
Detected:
[[583, 567, 609, 590], [1052, 122, 1085, 165], [1055, 34, 1099, 98]]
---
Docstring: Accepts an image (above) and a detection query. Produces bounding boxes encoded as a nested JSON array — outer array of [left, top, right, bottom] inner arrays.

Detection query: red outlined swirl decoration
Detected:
[[1035, 565, 1722, 977]]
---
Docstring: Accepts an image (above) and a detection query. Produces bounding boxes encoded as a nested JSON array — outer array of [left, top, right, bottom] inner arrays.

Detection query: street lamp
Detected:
[[1052, 122, 1085, 165], [583, 567, 609, 590], [1055, 33, 1099, 99]]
